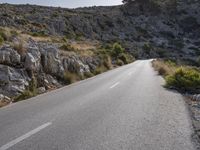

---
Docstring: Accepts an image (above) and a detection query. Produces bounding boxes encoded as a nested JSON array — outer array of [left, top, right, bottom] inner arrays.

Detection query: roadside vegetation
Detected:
[[0, 26, 135, 104], [62, 42, 135, 85], [14, 76, 38, 102], [152, 59, 200, 93]]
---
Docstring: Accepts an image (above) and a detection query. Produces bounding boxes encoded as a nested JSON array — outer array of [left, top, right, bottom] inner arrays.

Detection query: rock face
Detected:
[[0, 40, 100, 97], [40, 44, 64, 77], [63, 56, 93, 75], [24, 46, 41, 72], [192, 94, 200, 101], [0, 64, 29, 97], [0, 46, 21, 66]]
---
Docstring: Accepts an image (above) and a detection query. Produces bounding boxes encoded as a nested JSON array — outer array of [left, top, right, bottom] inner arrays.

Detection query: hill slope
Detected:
[[0, 0, 200, 61]]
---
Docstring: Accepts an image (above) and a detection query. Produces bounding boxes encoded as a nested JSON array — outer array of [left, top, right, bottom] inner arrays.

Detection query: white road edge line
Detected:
[[110, 82, 120, 89], [0, 122, 52, 150]]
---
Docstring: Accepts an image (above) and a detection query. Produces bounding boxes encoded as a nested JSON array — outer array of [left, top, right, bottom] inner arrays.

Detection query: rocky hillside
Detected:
[[0, 27, 133, 106], [0, 0, 200, 62], [0, 0, 200, 105]]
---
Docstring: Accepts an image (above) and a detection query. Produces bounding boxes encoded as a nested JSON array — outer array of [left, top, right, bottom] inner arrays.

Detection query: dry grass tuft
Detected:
[[63, 72, 80, 84], [13, 41, 27, 55], [152, 59, 175, 76]]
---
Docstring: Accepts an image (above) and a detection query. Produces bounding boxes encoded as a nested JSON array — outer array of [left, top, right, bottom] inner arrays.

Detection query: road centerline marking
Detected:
[[0, 122, 52, 150], [110, 82, 120, 89]]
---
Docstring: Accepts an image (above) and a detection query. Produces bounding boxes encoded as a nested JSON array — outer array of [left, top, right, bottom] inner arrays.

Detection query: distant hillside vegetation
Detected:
[[0, 0, 199, 63]]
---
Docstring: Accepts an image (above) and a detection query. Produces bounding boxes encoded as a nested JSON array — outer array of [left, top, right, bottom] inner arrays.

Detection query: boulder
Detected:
[[0, 46, 21, 66], [40, 45, 64, 77], [24, 46, 41, 72], [63, 55, 90, 75], [0, 64, 30, 97], [37, 87, 46, 94]]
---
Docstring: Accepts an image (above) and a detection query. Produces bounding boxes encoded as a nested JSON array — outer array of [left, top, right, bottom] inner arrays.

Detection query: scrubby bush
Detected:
[[116, 59, 124, 66], [166, 68, 200, 92], [93, 66, 107, 75], [13, 41, 26, 55], [14, 76, 38, 102], [31, 31, 47, 37], [63, 72, 78, 84], [152, 60, 176, 76], [0, 29, 8, 41], [29, 76, 38, 95], [119, 53, 131, 64], [158, 67, 167, 76], [60, 44, 76, 51], [14, 90, 35, 102], [118, 53, 128, 64], [112, 43, 124, 57], [84, 72, 94, 78], [10, 30, 19, 36], [103, 43, 112, 50]]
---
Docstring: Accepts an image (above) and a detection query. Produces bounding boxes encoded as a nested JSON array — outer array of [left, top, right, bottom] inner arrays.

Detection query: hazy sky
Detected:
[[0, 0, 123, 8]]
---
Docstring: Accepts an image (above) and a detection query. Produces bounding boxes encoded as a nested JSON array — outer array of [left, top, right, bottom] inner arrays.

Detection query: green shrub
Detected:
[[63, 72, 78, 84], [31, 31, 47, 37], [166, 68, 200, 92], [165, 60, 176, 66], [14, 90, 35, 102], [158, 67, 167, 76], [0, 29, 8, 41], [60, 44, 75, 51], [118, 53, 134, 64], [10, 30, 19, 36], [29, 76, 37, 95], [93, 66, 107, 75], [118, 53, 128, 64], [116, 59, 124, 66], [112, 43, 124, 57], [52, 12, 59, 18], [103, 43, 112, 50], [84, 72, 94, 78], [14, 76, 38, 102]]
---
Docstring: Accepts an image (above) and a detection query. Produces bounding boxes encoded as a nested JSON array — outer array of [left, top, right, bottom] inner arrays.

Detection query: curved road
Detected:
[[0, 60, 196, 150]]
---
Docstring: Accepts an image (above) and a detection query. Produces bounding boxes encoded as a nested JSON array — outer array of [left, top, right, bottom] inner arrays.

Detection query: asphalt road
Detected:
[[0, 60, 196, 150]]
